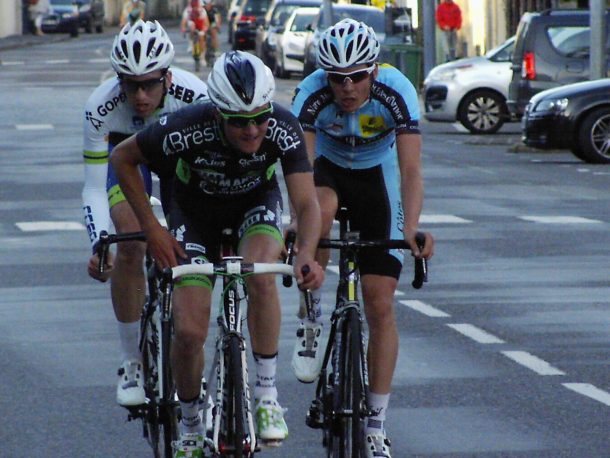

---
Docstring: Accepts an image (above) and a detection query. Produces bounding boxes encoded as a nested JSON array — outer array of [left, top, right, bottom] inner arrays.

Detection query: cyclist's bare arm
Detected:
[[110, 135, 185, 269], [284, 171, 324, 290], [396, 132, 433, 258]]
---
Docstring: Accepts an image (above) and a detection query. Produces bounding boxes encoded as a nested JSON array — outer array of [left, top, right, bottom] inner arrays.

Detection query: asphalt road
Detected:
[[0, 23, 609, 458]]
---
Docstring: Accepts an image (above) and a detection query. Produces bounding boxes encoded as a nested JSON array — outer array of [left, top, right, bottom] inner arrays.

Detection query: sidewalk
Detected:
[[0, 32, 70, 52]]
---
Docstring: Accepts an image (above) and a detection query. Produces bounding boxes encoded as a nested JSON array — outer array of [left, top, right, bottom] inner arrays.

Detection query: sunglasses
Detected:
[[219, 105, 274, 128], [120, 76, 165, 94], [326, 65, 376, 85]]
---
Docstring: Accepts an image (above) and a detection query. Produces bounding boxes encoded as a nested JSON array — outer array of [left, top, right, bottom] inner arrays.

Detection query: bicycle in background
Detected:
[[97, 231, 180, 458], [303, 209, 428, 456]]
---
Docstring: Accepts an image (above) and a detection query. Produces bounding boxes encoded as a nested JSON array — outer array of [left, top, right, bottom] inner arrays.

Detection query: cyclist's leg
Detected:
[[107, 163, 152, 406]]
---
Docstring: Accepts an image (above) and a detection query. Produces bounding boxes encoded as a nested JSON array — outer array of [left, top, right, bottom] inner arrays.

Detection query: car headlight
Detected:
[[428, 68, 456, 82], [533, 97, 568, 113]]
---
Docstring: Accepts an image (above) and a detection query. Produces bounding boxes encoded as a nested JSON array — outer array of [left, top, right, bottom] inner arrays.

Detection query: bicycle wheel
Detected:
[[332, 307, 364, 457], [141, 314, 161, 457], [221, 335, 245, 457], [159, 318, 179, 458]]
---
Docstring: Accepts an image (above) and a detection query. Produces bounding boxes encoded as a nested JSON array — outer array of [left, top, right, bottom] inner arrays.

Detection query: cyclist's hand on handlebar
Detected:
[[405, 230, 435, 260], [145, 225, 187, 270], [88, 251, 113, 282], [294, 257, 324, 290]]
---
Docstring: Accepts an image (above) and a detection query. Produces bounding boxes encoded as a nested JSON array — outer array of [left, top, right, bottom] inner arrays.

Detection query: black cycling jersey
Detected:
[[136, 101, 311, 204]]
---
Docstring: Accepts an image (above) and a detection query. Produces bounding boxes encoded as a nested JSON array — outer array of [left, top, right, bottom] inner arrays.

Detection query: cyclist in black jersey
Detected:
[[111, 51, 324, 457]]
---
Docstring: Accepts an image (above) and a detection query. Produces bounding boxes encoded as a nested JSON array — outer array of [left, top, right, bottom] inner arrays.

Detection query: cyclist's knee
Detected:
[[115, 240, 146, 267], [246, 275, 277, 300], [174, 322, 207, 351]]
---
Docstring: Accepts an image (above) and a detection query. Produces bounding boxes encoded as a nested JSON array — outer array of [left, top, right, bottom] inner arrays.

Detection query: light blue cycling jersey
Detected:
[[291, 64, 420, 169]]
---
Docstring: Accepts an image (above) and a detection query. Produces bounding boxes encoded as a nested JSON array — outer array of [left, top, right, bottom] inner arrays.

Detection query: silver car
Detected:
[[423, 36, 515, 134]]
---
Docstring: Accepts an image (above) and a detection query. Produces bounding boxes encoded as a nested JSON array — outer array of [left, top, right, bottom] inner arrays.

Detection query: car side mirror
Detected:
[[306, 24, 313, 31]]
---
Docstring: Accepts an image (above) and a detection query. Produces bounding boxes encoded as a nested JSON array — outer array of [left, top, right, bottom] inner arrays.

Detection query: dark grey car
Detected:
[[507, 9, 610, 118]]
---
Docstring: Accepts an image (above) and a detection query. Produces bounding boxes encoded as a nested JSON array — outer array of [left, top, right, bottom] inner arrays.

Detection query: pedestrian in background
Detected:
[[28, 0, 50, 36], [436, 0, 462, 61]]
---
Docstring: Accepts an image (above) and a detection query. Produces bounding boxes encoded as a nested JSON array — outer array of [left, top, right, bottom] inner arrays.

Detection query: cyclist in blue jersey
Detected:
[[291, 19, 434, 457]]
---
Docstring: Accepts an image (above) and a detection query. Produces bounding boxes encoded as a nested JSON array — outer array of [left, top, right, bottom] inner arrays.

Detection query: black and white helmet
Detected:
[[317, 19, 380, 69], [110, 20, 175, 75], [207, 51, 275, 112]]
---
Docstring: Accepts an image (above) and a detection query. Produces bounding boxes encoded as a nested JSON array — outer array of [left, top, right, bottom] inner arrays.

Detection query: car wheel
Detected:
[[95, 21, 103, 33], [85, 18, 93, 33], [577, 107, 610, 164], [458, 90, 507, 135], [70, 25, 79, 38], [303, 56, 314, 77], [274, 55, 287, 79]]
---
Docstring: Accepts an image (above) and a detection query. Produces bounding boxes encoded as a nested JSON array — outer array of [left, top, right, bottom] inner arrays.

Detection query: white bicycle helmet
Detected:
[[110, 20, 175, 75], [207, 51, 275, 112], [317, 18, 380, 70]]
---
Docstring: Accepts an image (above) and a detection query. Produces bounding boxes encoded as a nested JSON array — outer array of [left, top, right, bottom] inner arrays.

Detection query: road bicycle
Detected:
[[189, 28, 204, 72], [97, 230, 180, 458], [303, 209, 428, 457], [165, 229, 298, 457]]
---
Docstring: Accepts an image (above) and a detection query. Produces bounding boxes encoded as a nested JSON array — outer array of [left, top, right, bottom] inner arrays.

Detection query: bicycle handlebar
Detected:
[[318, 232, 428, 289], [170, 261, 295, 280], [283, 230, 297, 287], [95, 230, 146, 274]]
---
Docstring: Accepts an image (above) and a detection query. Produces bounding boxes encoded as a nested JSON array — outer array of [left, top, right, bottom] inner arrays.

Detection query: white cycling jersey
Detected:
[[81, 67, 208, 249]]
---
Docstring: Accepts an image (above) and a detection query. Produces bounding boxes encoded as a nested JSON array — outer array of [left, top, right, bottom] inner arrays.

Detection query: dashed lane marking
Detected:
[[16, 124, 54, 130], [518, 216, 602, 224], [419, 214, 473, 224], [45, 59, 69, 64], [447, 323, 505, 344], [562, 383, 610, 407], [400, 299, 450, 317], [501, 350, 566, 376], [16, 221, 85, 231]]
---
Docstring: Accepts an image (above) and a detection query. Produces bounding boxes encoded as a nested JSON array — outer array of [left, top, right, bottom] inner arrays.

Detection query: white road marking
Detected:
[[16, 221, 85, 231], [1, 61, 24, 66], [400, 300, 450, 317], [518, 216, 602, 224], [45, 59, 69, 64], [16, 124, 54, 130], [394, 290, 405, 297], [447, 323, 505, 344], [420, 214, 473, 224], [327, 266, 339, 275], [563, 383, 610, 406], [501, 351, 565, 376], [88, 58, 109, 64], [451, 122, 469, 133]]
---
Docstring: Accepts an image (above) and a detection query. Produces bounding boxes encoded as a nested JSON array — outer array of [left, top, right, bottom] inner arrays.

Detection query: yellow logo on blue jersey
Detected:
[[359, 115, 387, 137]]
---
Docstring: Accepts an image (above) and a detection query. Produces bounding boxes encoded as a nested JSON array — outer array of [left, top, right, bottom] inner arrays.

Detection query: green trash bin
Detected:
[[380, 43, 423, 89]]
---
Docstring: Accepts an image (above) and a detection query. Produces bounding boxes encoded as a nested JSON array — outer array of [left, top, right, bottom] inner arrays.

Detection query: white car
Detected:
[[272, 6, 319, 78], [423, 36, 515, 134]]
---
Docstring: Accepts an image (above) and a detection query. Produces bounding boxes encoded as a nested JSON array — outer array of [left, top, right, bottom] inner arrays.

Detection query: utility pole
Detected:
[[422, 0, 436, 78], [322, 0, 333, 28], [590, 0, 606, 80]]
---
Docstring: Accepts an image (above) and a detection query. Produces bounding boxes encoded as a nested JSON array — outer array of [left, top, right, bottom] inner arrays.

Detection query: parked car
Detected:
[[41, 0, 104, 37], [76, 0, 104, 34], [272, 6, 319, 78], [302, 3, 385, 76], [522, 78, 610, 164], [232, 0, 272, 50], [255, 0, 320, 69], [226, 0, 245, 43], [507, 9, 610, 118], [423, 36, 515, 134]]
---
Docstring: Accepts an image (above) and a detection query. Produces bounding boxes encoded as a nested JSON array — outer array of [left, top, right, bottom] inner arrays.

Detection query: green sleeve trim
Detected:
[[174, 274, 214, 290], [238, 224, 283, 251], [176, 158, 191, 184], [83, 150, 109, 165]]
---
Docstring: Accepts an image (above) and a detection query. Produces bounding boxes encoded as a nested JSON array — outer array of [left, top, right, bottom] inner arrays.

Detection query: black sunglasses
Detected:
[[326, 65, 375, 85], [219, 105, 274, 128], [120, 76, 165, 94]]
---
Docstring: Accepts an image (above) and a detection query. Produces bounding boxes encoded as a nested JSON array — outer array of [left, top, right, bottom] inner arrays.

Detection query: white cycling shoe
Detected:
[[116, 359, 146, 407], [291, 321, 324, 383], [364, 432, 392, 458]]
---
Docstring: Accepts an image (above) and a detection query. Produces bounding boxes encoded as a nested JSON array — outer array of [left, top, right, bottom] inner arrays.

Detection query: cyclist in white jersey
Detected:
[[81, 19, 208, 408], [290, 19, 434, 458]]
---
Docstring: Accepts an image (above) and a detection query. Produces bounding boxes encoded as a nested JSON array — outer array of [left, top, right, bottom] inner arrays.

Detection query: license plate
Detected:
[[43, 19, 58, 25]]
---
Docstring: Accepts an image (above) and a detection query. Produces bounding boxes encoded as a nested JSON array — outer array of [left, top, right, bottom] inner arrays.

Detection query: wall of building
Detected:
[[1, 0, 23, 38]]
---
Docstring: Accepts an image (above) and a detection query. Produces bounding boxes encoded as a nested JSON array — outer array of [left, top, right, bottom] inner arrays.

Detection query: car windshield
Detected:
[[291, 12, 316, 32], [319, 7, 384, 31], [244, 0, 270, 16], [486, 37, 515, 62], [50, 0, 76, 4], [548, 26, 591, 57], [271, 5, 301, 26]]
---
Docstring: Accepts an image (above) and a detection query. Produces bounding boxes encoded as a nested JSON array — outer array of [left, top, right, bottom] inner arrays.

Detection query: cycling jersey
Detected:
[[291, 64, 420, 169], [82, 67, 208, 248], [183, 5, 208, 31], [135, 101, 311, 202]]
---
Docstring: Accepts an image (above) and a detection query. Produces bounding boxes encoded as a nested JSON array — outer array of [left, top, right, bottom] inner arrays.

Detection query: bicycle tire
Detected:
[[159, 318, 179, 458], [332, 307, 364, 457], [223, 334, 245, 457], [141, 315, 161, 457]]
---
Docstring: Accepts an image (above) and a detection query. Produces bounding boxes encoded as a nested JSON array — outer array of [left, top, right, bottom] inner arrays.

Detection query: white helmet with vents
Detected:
[[207, 51, 275, 112], [317, 18, 380, 69], [110, 20, 175, 75]]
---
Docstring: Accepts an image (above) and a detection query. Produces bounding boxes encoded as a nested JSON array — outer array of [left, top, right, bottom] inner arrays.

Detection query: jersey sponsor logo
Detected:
[[168, 83, 198, 104], [238, 152, 266, 167], [266, 118, 301, 152], [159, 114, 168, 126], [371, 84, 405, 122], [133, 116, 144, 129], [359, 115, 387, 137], [172, 225, 186, 242], [96, 93, 127, 117], [199, 173, 262, 195], [86, 111, 104, 131], [194, 154, 226, 167], [162, 126, 217, 155], [186, 243, 206, 254], [83, 205, 97, 242], [305, 91, 333, 117]]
